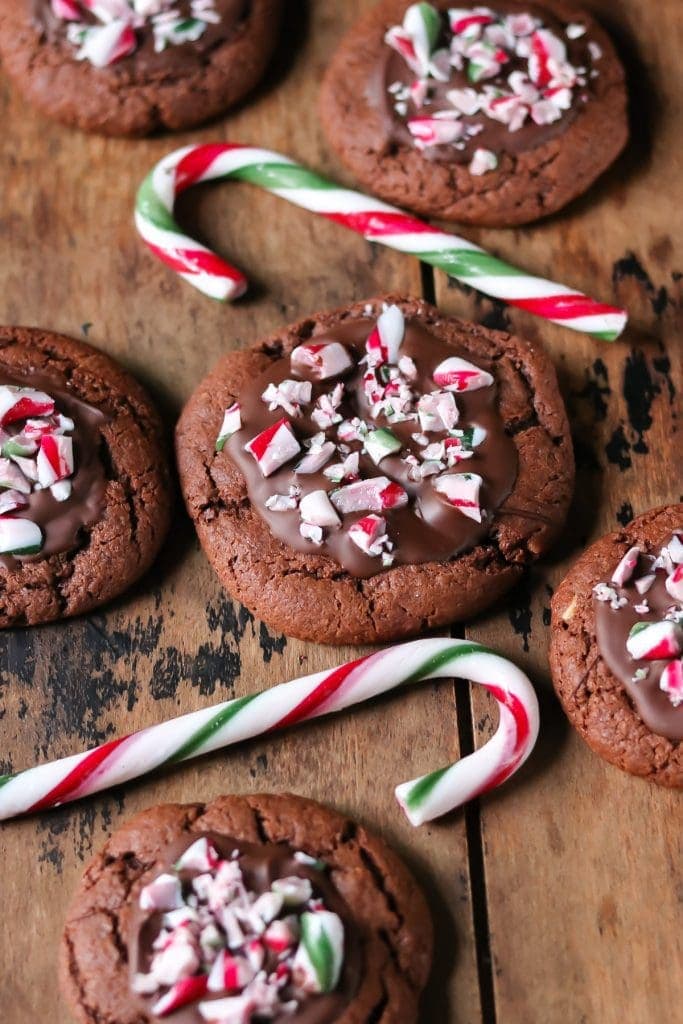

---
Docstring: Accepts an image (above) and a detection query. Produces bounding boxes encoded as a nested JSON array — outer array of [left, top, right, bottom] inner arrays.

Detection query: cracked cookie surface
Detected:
[[0, 326, 171, 626], [319, 0, 628, 226], [176, 295, 574, 644], [550, 504, 683, 787], [60, 793, 433, 1024]]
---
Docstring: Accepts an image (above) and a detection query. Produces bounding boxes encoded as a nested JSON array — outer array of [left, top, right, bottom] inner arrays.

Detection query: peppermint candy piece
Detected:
[[299, 490, 340, 529], [469, 148, 498, 176], [51, 0, 81, 17], [290, 341, 353, 381], [330, 477, 408, 514], [408, 115, 464, 149], [198, 995, 254, 1022], [449, 8, 494, 38], [216, 403, 242, 452], [348, 514, 390, 557], [264, 918, 298, 954], [72, 20, 137, 68], [385, 2, 441, 78], [295, 440, 336, 475], [0, 517, 43, 555], [139, 872, 183, 912], [152, 976, 209, 1018], [50, 480, 73, 502], [207, 949, 255, 994], [2, 434, 38, 459], [0, 489, 28, 515], [626, 621, 682, 661], [528, 28, 567, 87], [364, 428, 402, 466], [665, 564, 683, 603], [245, 418, 300, 477], [37, 435, 74, 487], [175, 837, 220, 873], [271, 875, 313, 905], [417, 390, 458, 432], [365, 305, 405, 367], [261, 379, 312, 417], [0, 458, 31, 494], [0, 386, 54, 425], [611, 546, 641, 587], [292, 910, 344, 994], [660, 660, 683, 707], [433, 356, 494, 392], [433, 472, 483, 522]]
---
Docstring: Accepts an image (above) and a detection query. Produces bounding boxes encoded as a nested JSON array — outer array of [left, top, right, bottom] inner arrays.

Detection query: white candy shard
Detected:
[[611, 546, 641, 587], [216, 402, 241, 451], [140, 873, 183, 912], [348, 514, 391, 557], [626, 620, 682, 661], [660, 660, 683, 707], [330, 477, 408, 514], [299, 490, 341, 529], [433, 356, 494, 392], [290, 342, 353, 381], [365, 305, 405, 366], [245, 418, 301, 477], [433, 472, 484, 522]]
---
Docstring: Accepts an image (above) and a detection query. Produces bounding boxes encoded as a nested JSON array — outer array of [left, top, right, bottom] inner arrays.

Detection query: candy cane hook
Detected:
[[135, 142, 627, 341], [0, 638, 539, 826]]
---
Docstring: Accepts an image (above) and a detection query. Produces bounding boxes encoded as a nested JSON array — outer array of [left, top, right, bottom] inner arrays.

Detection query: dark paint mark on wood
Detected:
[[574, 359, 611, 421], [258, 622, 287, 663], [612, 251, 669, 317], [508, 576, 533, 652], [616, 502, 634, 526], [605, 424, 632, 470], [623, 349, 661, 454]]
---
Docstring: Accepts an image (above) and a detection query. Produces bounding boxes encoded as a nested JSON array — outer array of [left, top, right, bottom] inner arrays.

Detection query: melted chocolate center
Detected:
[[32, 0, 249, 73], [129, 833, 362, 1024], [226, 318, 519, 579], [0, 369, 108, 569], [594, 537, 683, 741], [373, 1, 600, 163]]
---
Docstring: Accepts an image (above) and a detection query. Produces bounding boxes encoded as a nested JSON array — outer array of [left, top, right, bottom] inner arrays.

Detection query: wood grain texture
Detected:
[[0, 1, 680, 1023]]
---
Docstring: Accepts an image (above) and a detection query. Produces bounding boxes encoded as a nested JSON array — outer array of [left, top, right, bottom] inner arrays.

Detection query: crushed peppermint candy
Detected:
[[594, 530, 683, 719], [132, 837, 346, 1020], [54, 0, 220, 68], [0, 385, 79, 556], [215, 303, 513, 575], [384, 2, 601, 167]]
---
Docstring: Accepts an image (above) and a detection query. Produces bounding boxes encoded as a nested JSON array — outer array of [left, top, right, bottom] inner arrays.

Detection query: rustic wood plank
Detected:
[[0, 3, 483, 1022], [435, 1, 683, 1020]]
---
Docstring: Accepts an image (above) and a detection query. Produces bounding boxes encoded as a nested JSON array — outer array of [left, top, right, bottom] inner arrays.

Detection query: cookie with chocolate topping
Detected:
[[176, 296, 574, 644], [319, 0, 628, 225], [0, 0, 282, 136], [550, 504, 683, 788], [60, 793, 433, 1024], [0, 326, 170, 626]]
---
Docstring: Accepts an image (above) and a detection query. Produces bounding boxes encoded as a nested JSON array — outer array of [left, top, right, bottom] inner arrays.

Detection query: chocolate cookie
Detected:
[[319, 0, 628, 226], [0, 1, 282, 136], [176, 296, 574, 644], [550, 504, 683, 787], [0, 326, 171, 626], [60, 793, 433, 1024]]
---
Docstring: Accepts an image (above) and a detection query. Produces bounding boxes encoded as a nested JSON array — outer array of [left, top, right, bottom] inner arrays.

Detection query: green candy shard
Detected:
[[415, 2, 441, 50], [301, 913, 342, 993], [628, 621, 650, 638], [2, 440, 33, 458]]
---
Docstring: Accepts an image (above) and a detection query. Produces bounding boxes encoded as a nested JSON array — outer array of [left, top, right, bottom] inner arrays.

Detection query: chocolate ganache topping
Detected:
[[219, 306, 518, 579], [593, 531, 683, 741], [375, 2, 604, 170], [129, 833, 361, 1024], [0, 370, 108, 568], [33, 0, 248, 72]]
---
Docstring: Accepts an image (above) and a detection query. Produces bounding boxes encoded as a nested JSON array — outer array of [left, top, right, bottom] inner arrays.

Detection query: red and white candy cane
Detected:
[[135, 143, 628, 341], [0, 638, 539, 826]]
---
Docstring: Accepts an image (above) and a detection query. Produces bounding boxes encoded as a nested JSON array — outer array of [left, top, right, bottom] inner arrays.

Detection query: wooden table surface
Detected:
[[0, 2, 681, 1021]]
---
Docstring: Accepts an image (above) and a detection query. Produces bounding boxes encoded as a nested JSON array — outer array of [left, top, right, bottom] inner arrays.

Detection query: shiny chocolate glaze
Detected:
[[0, 369, 108, 569], [226, 318, 519, 579], [129, 832, 362, 1024], [594, 539, 683, 741], [373, 1, 600, 163], [31, 0, 249, 74]]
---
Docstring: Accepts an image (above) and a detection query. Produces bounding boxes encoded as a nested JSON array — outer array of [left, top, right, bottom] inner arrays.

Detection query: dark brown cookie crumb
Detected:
[[176, 295, 574, 645], [59, 793, 433, 1024], [0, 326, 171, 626], [550, 504, 683, 787]]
